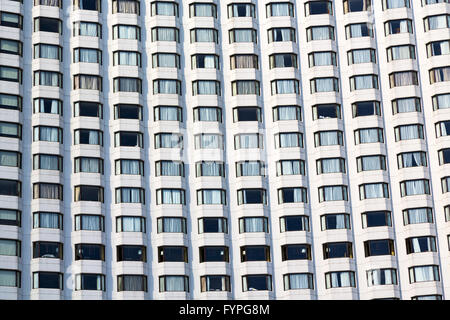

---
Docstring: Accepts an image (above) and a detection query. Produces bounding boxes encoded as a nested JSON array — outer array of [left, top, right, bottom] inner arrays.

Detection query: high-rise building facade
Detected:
[[0, 0, 449, 300]]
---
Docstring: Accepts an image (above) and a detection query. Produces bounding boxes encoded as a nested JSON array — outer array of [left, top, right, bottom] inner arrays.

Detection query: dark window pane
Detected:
[[365, 211, 389, 227], [78, 102, 100, 117], [116, 105, 140, 119], [75, 244, 103, 260], [236, 108, 259, 121], [324, 242, 352, 258], [38, 17, 59, 33], [242, 246, 268, 261], [317, 104, 339, 119], [201, 246, 228, 262], [245, 275, 269, 290], [118, 245, 146, 262], [282, 244, 309, 260], [38, 272, 60, 289], [243, 190, 263, 204], [159, 246, 185, 262], [355, 101, 376, 116], [284, 216, 305, 231]]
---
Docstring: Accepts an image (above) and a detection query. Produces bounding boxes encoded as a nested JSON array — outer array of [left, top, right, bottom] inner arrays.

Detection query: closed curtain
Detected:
[[277, 106, 298, 120], [39, 44, 58, 59], [0, 240, 16, 256], [163, 218, 183, 232], [198, 134, 220, 149], [123, 276, 144, 291], [437, 94, 450, 109], [41, 71, 58, 86], [158, 106, 179, 120], [201, 190, 222, 204], [118, 78, 138, 92], [362, 156, 381, 170], [322, 159, 341, 173], [38, 184, 60, 199], [243, 218, 264, 232], [352, 49, 371, 63], [241, 162, 261, 176], [279, 133, 299, 148], [407, 208, 429, 224], [194, 4, 213, 16], [236, 81, 257, 94], [163, 190, 181, 204], [39, 127, 59, 142], [197, 108, 218, 121], [36, 212, 59, 228], [81, 158, 99, 173], [400, 125, 420, 140], [200, 162, 221, 176], [78, 48, 98, 63], [234, 55, 255, 68], [350, 24, 364, 37], [331, 272, 351, 287], [275, 80, 296, 94], [157, 28, 175, 41], [320, 131, 338, 146], [394, 72, 415, 86], [429, 15, 447, 30], [312, 26, 330, 40], [314, 52, 332, 65], [0, 95, 18, 108], [0, 151, 17, 167], [117, 0, 138, 14], [160, 161, 180, 176], [195, 81, 217, 95], [195, 29, 214, 42], [0, 270, 16, 287], [405, 180, 426, 195], [119, 188, 141, 203], [413, 266, 436, 282], [281, 160, 301, 175], [239, 134, 258, 148], [359, 129, 379, 143], [270, 3, 290, 16], [88, 130, 99, 144], [38, 155, 58, 170], [315, 78, 334, 92], [121, 217, 142, 232], [0, 123, 18, 136], [324, 186, 344, 201], [156, 53, 175, 67], [80, 75, 99, 90], [396, 98, 417, 112], [79, 22, 98, 36], [288, 274, 310, 289], [156, 2, 175, 15], [392, 45, 412, 60], [165, 276, 184, 291], [81, 215, 100, 230], [365, 184, 384, 198], [354, 75, 374, 90], [118, 26, 137, 39], [120, 51, 138, 66], [157, 80, 177, 94], [234, 29, 253, 42]]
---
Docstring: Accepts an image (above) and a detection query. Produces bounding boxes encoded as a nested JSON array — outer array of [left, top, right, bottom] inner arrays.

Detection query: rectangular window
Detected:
[[400, 179, 430, 197], [359, 183, 389, 200], [429, 66, 450, 83], [357, 155, 386, 172], [113, 0, 140, 14], [157, 217, 187, 233], [242, 275, 272, 291], [284, 273, 313, 290], [74, 101, 102, 118], [74, 129, 102, 145], [427, 40, 450, 57], [34, 98, 62, 115], [113, 77, 141, 93], [384, 19, 413, 35], [241, 246, 271, 262], [229, 29, 257, 43], [0, 150, 21, 168], [73, 48, 101, 64], [115, 131, 142, 147], [237, 189, 267, 205], [33, 154, 63, 171], [347, 48, 376, 64], [158, 246, 187, 263], [383, 0, 410, 9], [387, 45, 416, 61], [199, 246, 229, 262], [239, 217, 268, 233], [310, 77, 339, 93], [236, 161, 265, 177], [271, 79, 299, 95], [0, 66, 22, 83], [305, 1, 333, 15], [155, 160, 183, 177], [151, 1, 177, 16], [276, 159, 305, 176], [367, 269, 397, 287], [190, 3, 217, 17], [280, 215, 310, 232], [118, 275, 147, 292], [306, 26, 335, 41], [74, 185, 104, 202], [156, 189, 185, 205], [74, 0, 100, 11], [190, 28, 218, 43], [113, 25, 140, 40], [0, 269, 20, 288], [278, 187, 308, 204], [0, 239, 20, 256], [34, 17, 60, 33], [33, 272, 63, 289], [344, 0, 371, 13], [350, 75, 379, 91], [159, 276, 188, 292], [318, 186, 348, 202], [0, 209, 21, 227], [403, 207, 433, 225], [317, 158, 346, 174], [268, 28, 296, 43], [151, 27, 179, 42], [75, 215, 104, 231], [266, 2, 294, 17], [0, 94, 22, 111], [228, 3, 256, 18], [314, 130, 344, 147], [345, 23, 373, 38], [196, 189, 226, 205], [33, 212, 62, 229], [389, 71, 418, 87], [33, 183, 61, 200], [33, 70, 62, 87], [308, 51, 336, 67], [34, 44, 61, 60], [273, 106, 301, 121], [201, 275, 230, 292], [75, 274, 105, 291], [115, 187, 145, 204], [198, 217, 228, 234], [398, 151, 427, 169], [354, 128, 384, 144], [195, 161, 225, 177], [409, 265, 440, 283], [321, 214, 351, 230], [362, 211, 392, 228], [73, 21, 101, 37], [275, 132, 303, 148], [33, 241, 63, 259], [192, 80, 221, 95], [153, 79, 181, 95], [323, 242, 353, 259]]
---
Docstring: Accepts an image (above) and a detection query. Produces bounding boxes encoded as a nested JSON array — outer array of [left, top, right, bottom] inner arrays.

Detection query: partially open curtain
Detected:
[[270, 3, 290, 16], [88, 130, 99, 145]]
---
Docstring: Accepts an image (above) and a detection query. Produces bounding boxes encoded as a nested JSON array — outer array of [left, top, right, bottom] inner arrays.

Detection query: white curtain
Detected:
[[36, 127, 59, 142], [37, 183, 60, 199], [399, 124, 420, 140], [391, 45, 412, 60], [87, 130, 99, 145], [194, 81, 218, 95], [37, 154, 58, 170], [279, 160, 301, 175], [439, 122, 450, 136], [200, 190, 223, 204], [353, 75, 375, 90], [80, 158, 99, 173], [321, 158, 341, 173], [407, 208, 430, 224], [155, 80, 178, 94], [80, 215, 100, 230], [79, 22, 98, 37], [118, 188, 142, 203], [157, 133, 180, 148], [359, 128, 380, 143], [121, 217, 143, 232], [269, 3, 291, 16], [193, 3, 214, 17], [0, 94, 18, 109], [241, 161, 261, 176], [279, 133, 300, 148], [76, 48, 98, 63], [351, 49, 372, 63], [196, 134, 221, 149], [35, 212, 59, 228], [162, 189, 182, 204], [38, 71, 59, 86], [0, 270, 16, 287], [154, 53, 176, 68], [276, 106, 298, 120], [193, 29, 215, 42], [368, 269, 394, 286], [319, 131, 339, 146], [311, 26, 331, 40], [362, 156, 381, 170], [154, 2, 175, 15], [428, 15, 447, 30], [157, 106, 179, 120], [273, 80, 297, 94], [396, 98, 417, 112], [238, 134, 259, 148], [313, 52, 333, 66], [1, 39, 20, 53], [330, 272, 352, 288], [432, 67, 450, 82], [154, 27, 176, 41], [197, 107, 219, 121], [402, 152, 422, 167], [315, 78, 335, 92], [116, 0, 138, 14], [38, 44, 58, 59], [0, 210, 17, 224], [0, 151, 18, 167], [0, 122, 18, 137], [79, 75, 99, 90], [323, 186, 345, 201], [233, 29, 254, 42], [405, 180, 426, 195], [165, 276, 185, 291], [159, 161, 181, 176], [161, 217, 183, 232], [36, 99, 58, 114], [437, 94, 450, 109], [364, 183, 384, 199], [234, 81, 257, 94], [393, 71, 415, 86], [350, 24, 365, 37], [117, 25, 138, 39], [233, 55, 256, 68], [0, 239, 17, 256], [199, 162, 222, 176], [40, 0, 59, 6], [123, 276, 144, 291], [242, 217, 265, 232], [413, 266, 436, 282]]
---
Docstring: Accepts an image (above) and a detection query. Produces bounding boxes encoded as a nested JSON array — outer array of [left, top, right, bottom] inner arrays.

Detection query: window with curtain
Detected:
[[412, 295, 443, 300], [195, 161, 225, 177], [284, 273, 313, 290], [151, 1, 177, 16], [433, 93, 450, 110], [0, 269, 20, 288], [33, 154, 62, 171], [280, 215, 310, 232], [271, 79, 299, 95], [266, 2, 294, 17], [387, 45, 415, 61], [394, 124, 424, 141], [113, 77, 141, 93], [0, 66, 22, 83], [229, 28, 257, 43], [367, 269, 397, 286], [403, 208, 433, 225], [194, 134, 223, 149], [242, 275, 272, 291], [406, 236, 436, 254], [227, 3, 256, 18], [75, 214, 104, 231], [74, 157, 103, 174], [198, 217, 228, 233], [314, 130, 344, 146], [321, 214, 350, 230], [32, 212, 62, 229], [0, 239, 20, 256], [392, 97, 421, 114], [384, 19, 413, 35], [74, 0, 100, 11], [354, 128, 384, 144], [34, 0, 61, 7], [113, 25, 140, 40], [310, 77, 339, 93], [357, 155, 386, 172], [34, 43, 61, 60], [0, 38, 22, 56], [350, 75, 378, 91], [192, 54, 219, 69], [151, 53, 179, 68], [193, 107, 222, 122], [197, 189, 226, 205], [319, 186, 348, 202], [116, 216, 145, 232], [268, 28, 296, 42], [74, 74, 102, 91], [306, 26, 335, 41], [153, 79, 181, 95], [430, 66, 450, 83], [409, 265, 440, 283], [275, 132, 303, 148], [190, 28, 218, 43], [115, 159, 144, 175], [73, 21, 101, 37], [442, 176, 450, 193], [400, 179, 430, 196], [34, 98, 62, 115], [32, 272, 62, 289], [33, 126, 61, 143], [154, 106, 182, 121], [151, 27, 179, 42], [234, 133, 262, 149], [74, 129, 102, 145], [344, 0, 372, 13], [113, 0, 140, 14], [231, 80, 260, 95], [115, 187, 144, 204], [114, 51, 141, 67], [75, 274, 105, 291], [317, 158, 346, 174], [359, 183, 389, 199], [362, 211, 392, 228], [236, 161, 265, 177], [74, 48, 101, 64], [389, 71, 418, 87], [74, 185, 104, 202], [34, 17, 59, 33], [239, 217, 268, 233], [345, 22, 373, 38], [1, 12, 22, 29], [200, 275, 230, 292], [325, 271, 356, 288], [192, 80, 221, 95], [0, 94, 21, 110], [237, 189, 267, 205], [424, 14, 450, 31], [118, 275, 147, 292], [305, 1, 333, 15], [427, 40, 450, 57], [33, 183, 62, 200], [309, 51, 336, 67], [0, 180, 21, 197], [278, 187, 308, 204], [231, 54, 258, 69], [436, 120, 450, 137], [273, 105, 301, 121], [154, 133, 183, 149], [383, 0, 410, 9], [156, 189, 185, 205], [157, 217, 187, 233], [0, 150, 21, 168], [155, 160, 183, 177], [189, 3, 217, 17], [276, 159, 305, 176], [159, 276, 188, 292], [347, 48, 376, 64]]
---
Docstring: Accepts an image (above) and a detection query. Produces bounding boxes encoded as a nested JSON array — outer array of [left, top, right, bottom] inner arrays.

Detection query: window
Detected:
[[190, 28, 218, 43], [229, 29, 257, 43], [385, 19, 413, 35], [33, 272, 63, 289], [236, 161, 265, 177], [199, 246, 229, 263], [278, 187, 307, 204], [33, 241, 63, 259], [193, 107, 222, 122], [350, 75, 379, 91], [156, 189, 185, 205], [319, 186, 348, 202], [0, 239, 20, 257], [75, 274, 105, 291], [266, 2, 294, 17], [114, 51, 141, 67], [195, 161, 225, 177], [0, 66, 22, 83], [118, 275, 147, 292], [113, 77, 141, 93], [306, 26, 335, 41], [74, 102, 102, 118], [74, 185, 104, 202], [271, 79, 299, 95], [115, 131, 143, 148], [75, 215, 104, 231], [234, 133, 263, 149], [151, 27, 179, 42], [0, 150, 21, 168], [197, 189, 226, 205], [233, 107, 261, 122], [424, 15, 450, 31], [0, 180, 20, 199], [0, 94, 22, 111], [394, 124, 424, 141], [283, 273, 313, 290], [430, 66, 450, 83], [314, 130, 344, 146], [192, 54, 219, 69], [309, 51, 336, 67], [412, 295, 442, 300], [281, 244, 311, 260], [189, 3, 217, 17], [409, 265, 440, 283], [73, 21, 101, 37], [273, 105, 301, 121], [347, 49, 376, 64], [33, 70, 62, 87], [367, 269, 397, 287], [153, 52, 182, 68], [231, 80, 260, 95], [158, 246, 187, 263], [113, 0, 140, 14], [442, 176, 450, 193], [34, 17, 60, 33], [321, 214, 351, 230], [317, 158, 346, 174], [354, 128, 384, 144], [32, 183, 61, 200], [305, 1, 333, 15], [198, 217, 228, 234], [436, 120, 450, 137], [241, 246, 271, 262], [275, 132, 303, 148], [276, 159, 305, 176], [345, 23, 373, 38], [362, 211, 392, 228], [0, 269, 20, 288], [0, 209, 21, 227], [383, 0, 410, 9], [159, 276, 188, 292], [357, 155, 386, 172], [387, 45, 415, 61], [113, 25, 140, 40], [280, 215, 311, 234], [403, 208, 433, 225], [1, 12, 22, 29], [427, 40, 450, 57], [157, 217, 187, 234], [270, 53, 298, 69], [422, 0, 450, 4], [35, 0, 61, 6], [398, 151, 427, 169], [154, 133, 183, 149], [151, 1, 177, 16], [323, 242, 353, 259], [406, 236, 436, 254], [34, 44, 62, 60], [74, 157, 102, 174], [74, 48, 101, 64], [344, 0, 371, 13], [359, 183, 389, 199], [74, 129, 102, 146], [153, 79, 181, 95], [33, 126, 61, 143], [389, 71, 418, 87], [33, 154, 63, 171], [439, 149, 450, 165], [268, 28, 296, 42], [228, 3, 256, 18], [364, 239, 395, 257], [392, 97, 421, 114], [201, 275, 230, 292], [117, 245, 146, 262], [237, 189, 267, 205], [114, 104, 141, 120], [34, 98, 62, 115], [400, 179, 430, 196], [115, 187, 145, 204], [239, 217, 268, 233], [155, 160, 183, 177], [310, 77, 339, 93], [192, 80, 221, 96], [242, 275, 272, 291], [74, 0, 100, 11]]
